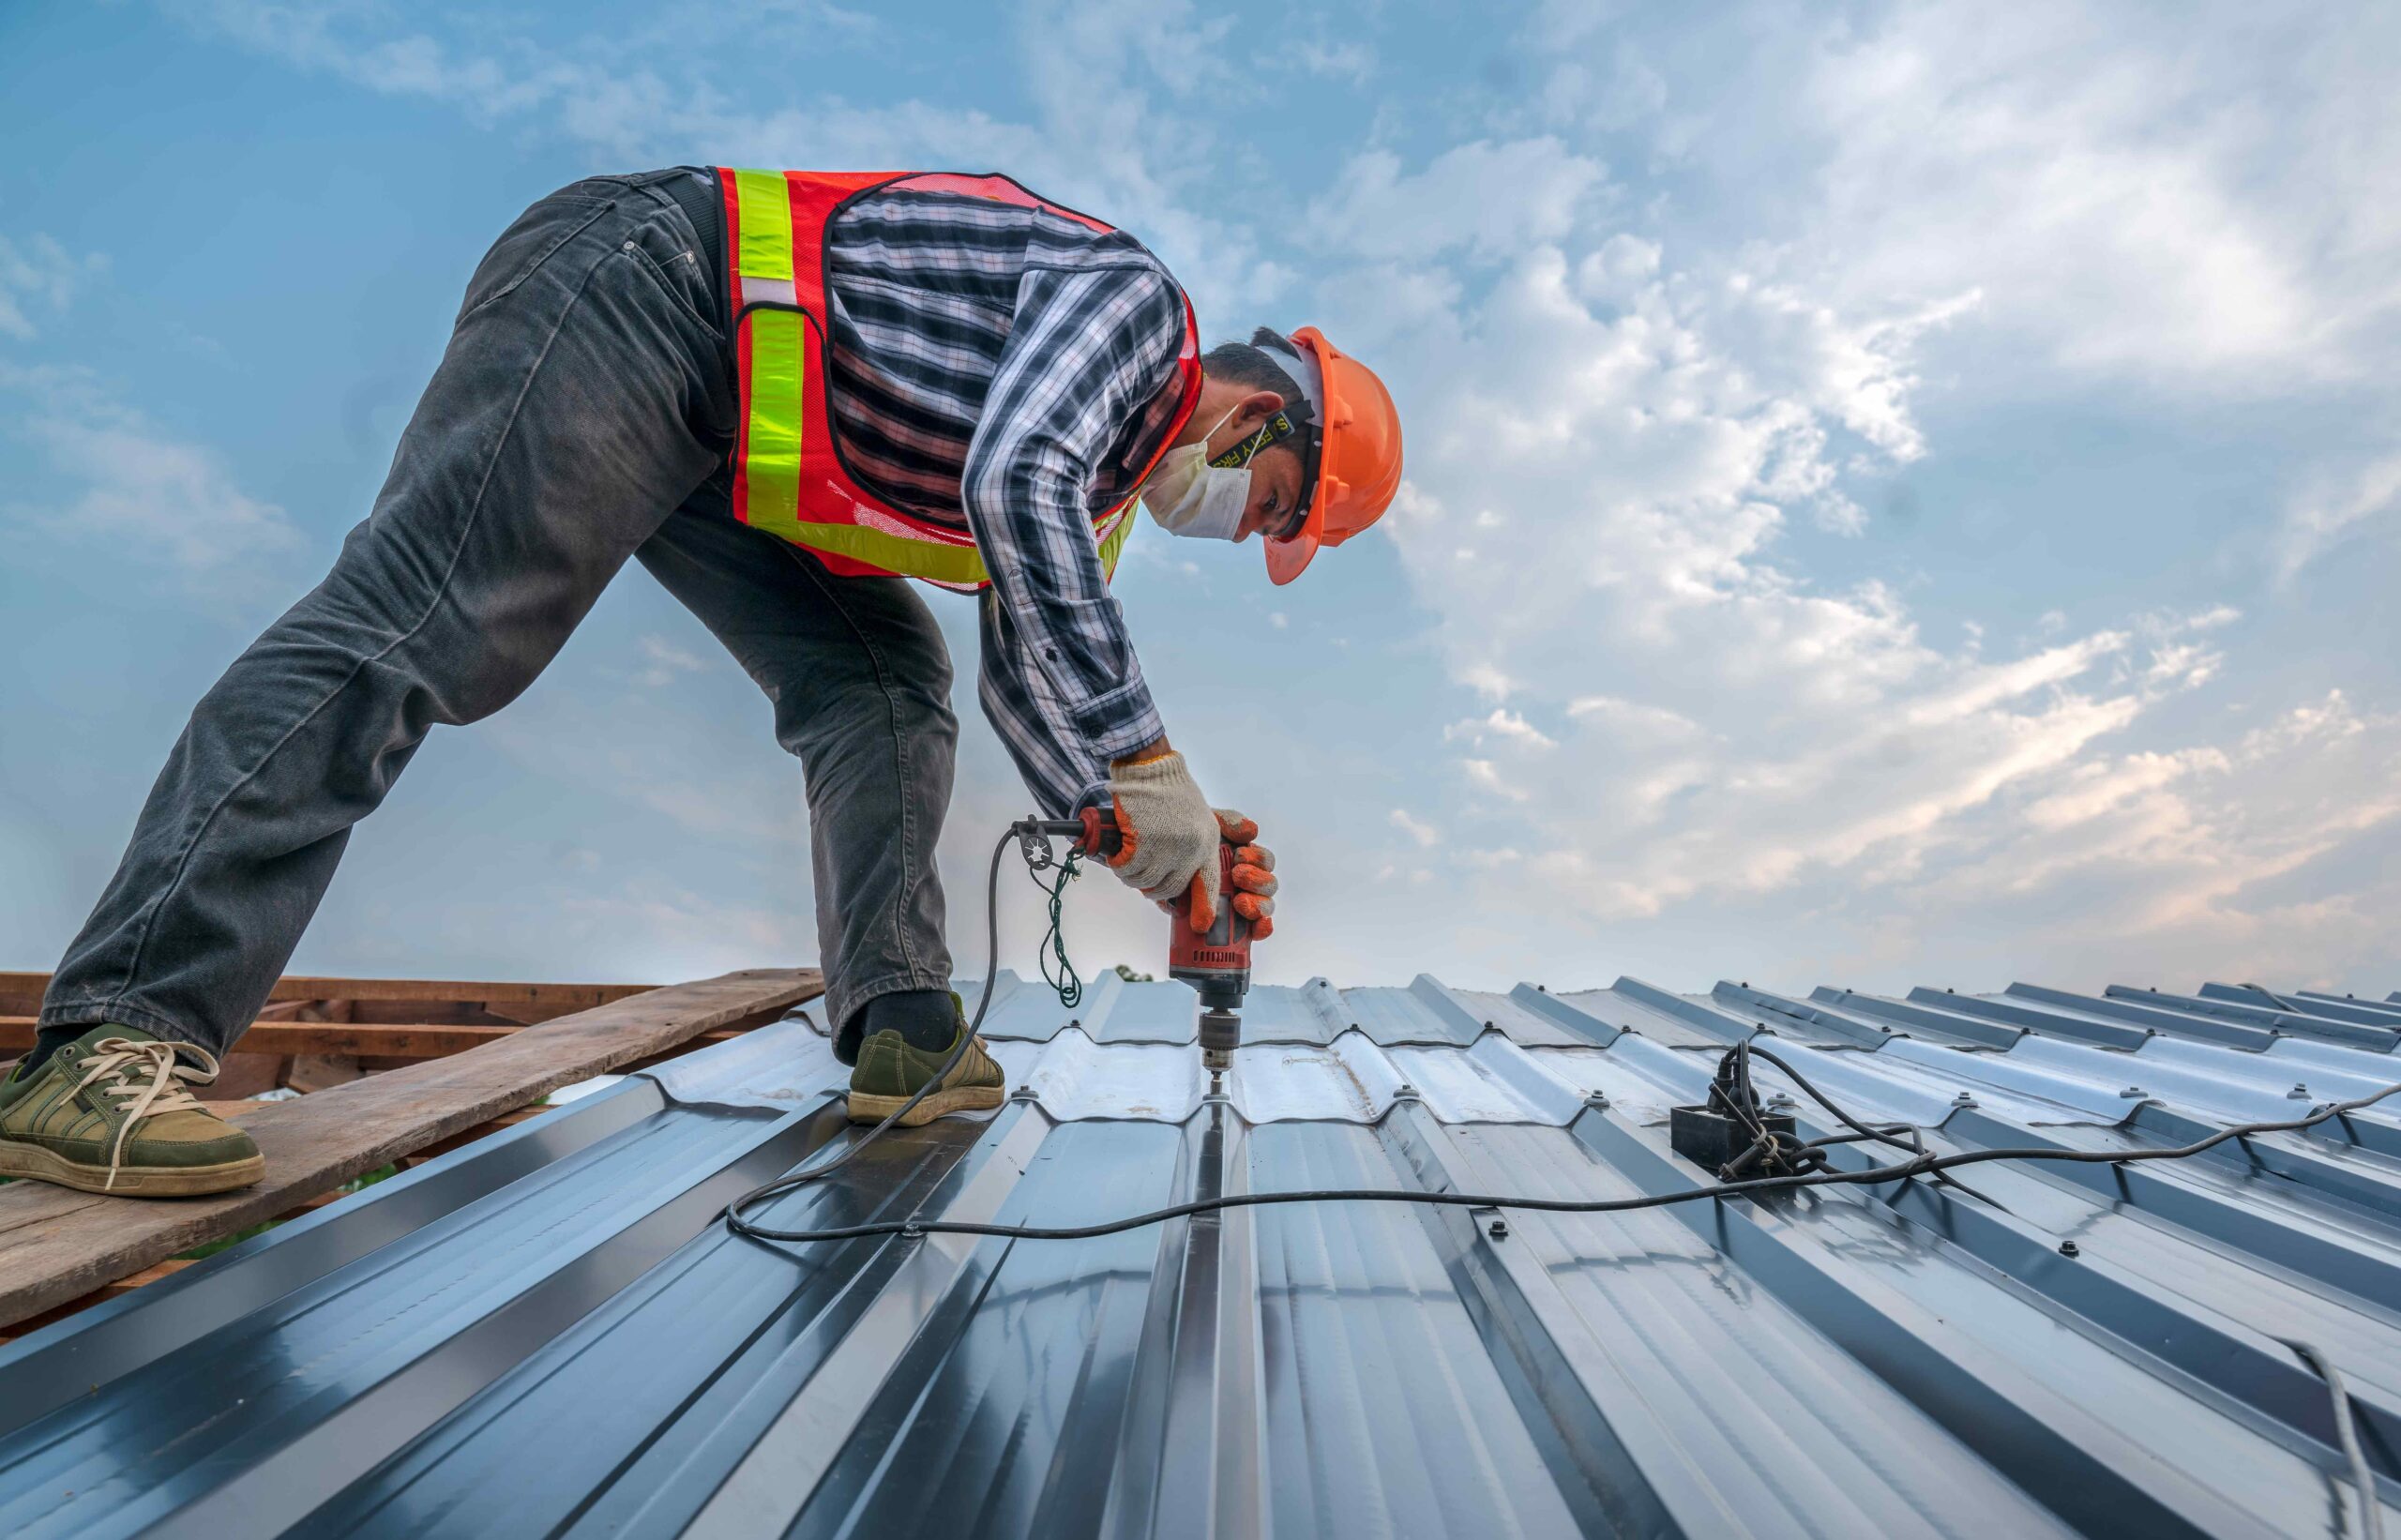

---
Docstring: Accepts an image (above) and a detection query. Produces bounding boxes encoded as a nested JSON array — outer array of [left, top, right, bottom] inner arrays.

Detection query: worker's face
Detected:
[[1203, 394, 1309, 542]]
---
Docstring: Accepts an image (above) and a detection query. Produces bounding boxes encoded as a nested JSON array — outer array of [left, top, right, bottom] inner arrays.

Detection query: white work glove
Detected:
[[1104, 750, 1227, 929]]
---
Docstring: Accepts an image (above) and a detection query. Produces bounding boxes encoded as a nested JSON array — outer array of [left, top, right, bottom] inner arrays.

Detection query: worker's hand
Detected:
[[1159, 810, 1278, 935], [1104, 748, 1225, 918], [1216, 810, 1277, 940]]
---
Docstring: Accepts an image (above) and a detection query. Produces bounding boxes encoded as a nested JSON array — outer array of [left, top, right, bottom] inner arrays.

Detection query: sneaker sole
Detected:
[[846, 1083, 1006, 1127], [0, 1140, 265, 1197]]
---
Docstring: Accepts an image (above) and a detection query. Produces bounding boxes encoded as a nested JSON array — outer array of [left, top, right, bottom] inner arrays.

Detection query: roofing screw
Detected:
[[1585, 1088, 1611, 1110], [2121, 1085, 2146, 1098], [1010, 1085, 1038, 1103], [1393, 1082, 1419, 1100], [2288, 1083, 2311, 1099], [1767, 1092, 1798, 1111], [2059, 1241, 2080, 1259], [1951, 1091, 1978, 1109], [1487, 1218, 1510, 1240]]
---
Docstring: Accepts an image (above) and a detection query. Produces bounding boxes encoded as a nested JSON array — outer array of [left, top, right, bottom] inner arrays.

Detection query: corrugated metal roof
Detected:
[[3, 971, 2398, 1536]]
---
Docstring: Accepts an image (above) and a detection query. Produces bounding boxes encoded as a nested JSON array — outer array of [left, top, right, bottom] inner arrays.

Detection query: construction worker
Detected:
[[0, 168, 1403, 1197]]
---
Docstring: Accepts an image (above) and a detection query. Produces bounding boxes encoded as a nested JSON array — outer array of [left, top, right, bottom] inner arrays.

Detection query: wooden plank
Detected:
[[262, 977, 657, 1009], [0, 1260, 199, 1342], [102, 1259, 195, 1297], [0, 967, 820, 1329], [0, 973, 656, 1016], [0, 1019, 525, 1060], [282, 1053, 363, 1094], [204, 1052, 290, 1101]]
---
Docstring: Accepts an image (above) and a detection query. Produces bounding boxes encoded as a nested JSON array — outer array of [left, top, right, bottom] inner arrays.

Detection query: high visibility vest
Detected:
[[716, 168, 1201, 592]]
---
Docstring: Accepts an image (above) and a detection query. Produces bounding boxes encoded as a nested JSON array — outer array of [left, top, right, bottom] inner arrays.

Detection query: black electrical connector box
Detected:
[[1670, 1103, 1795, 1171]]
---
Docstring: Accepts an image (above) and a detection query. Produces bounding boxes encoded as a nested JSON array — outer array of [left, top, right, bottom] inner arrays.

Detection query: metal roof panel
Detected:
[[4, 972, 2398, 1536]]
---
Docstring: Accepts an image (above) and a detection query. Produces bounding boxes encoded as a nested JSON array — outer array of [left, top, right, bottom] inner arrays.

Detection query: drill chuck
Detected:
[[1199, 1006, 1242, 1073]]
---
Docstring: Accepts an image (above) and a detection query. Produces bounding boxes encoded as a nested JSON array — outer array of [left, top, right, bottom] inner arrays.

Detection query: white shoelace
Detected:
[[71, 1036, 222, 1191]]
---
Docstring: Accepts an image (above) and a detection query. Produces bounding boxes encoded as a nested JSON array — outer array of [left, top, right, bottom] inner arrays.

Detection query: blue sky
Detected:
[[4, 0, 2397, 997]]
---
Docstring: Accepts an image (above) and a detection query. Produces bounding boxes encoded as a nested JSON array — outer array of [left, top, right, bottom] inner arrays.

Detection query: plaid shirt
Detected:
[[687, 173, 1190, 815]]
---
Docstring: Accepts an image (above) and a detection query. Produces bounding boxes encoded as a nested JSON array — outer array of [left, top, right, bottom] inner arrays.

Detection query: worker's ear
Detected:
[[1231, 389, 1285, 430]]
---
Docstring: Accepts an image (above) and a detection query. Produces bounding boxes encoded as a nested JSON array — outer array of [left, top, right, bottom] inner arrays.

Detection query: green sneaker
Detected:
[[0, 1024, 264, 1196], [847, 1011, 1006, 1127]]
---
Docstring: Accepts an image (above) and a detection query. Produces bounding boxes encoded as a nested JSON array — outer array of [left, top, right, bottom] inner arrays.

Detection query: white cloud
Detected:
[[1388, 808, 1438, 847], [1907, 690, 2401, 976], [2275, 452, 2401, 581], [1297, 108, 2367, 959], [1306, 139, 1608, 264], [164, 0, 1287, 316], [1461, 758, 1528, 803], [1760, 1, 2401, 389], [0, 234, 102, 340], [1, 229, 296, 608], [3, 368, 303, 604], [1447, 708, 1556, 750], [634, 634, 710, 688]]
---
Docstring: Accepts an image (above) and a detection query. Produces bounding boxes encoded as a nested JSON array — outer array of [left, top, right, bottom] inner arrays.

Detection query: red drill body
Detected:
[[1068, 808, 1250, 1090], [1167, 838, 1254, 1008]]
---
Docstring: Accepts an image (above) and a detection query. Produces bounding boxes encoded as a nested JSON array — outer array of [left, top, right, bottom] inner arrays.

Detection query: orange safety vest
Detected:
[[716, 168, 1201, 592]]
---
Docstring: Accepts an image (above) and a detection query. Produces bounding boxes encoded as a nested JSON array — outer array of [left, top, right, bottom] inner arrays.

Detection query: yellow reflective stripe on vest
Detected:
[[743, 310, 806, 539], [1095, 501, 1137, 575], [732, 169, 795, 291], [781, 505, 1138, 588], [783, 520, 992, 586], [732, 171, 805, 537]]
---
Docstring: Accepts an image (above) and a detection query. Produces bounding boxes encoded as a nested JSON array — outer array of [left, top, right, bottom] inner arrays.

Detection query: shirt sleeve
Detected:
[[960, 261, 1185, 810], [976, 591, 1112, 817]]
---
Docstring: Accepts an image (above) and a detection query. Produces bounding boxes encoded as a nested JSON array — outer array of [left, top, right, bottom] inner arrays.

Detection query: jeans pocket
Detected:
[[622, 219, 724, 340], [455, 192, 617, 324]]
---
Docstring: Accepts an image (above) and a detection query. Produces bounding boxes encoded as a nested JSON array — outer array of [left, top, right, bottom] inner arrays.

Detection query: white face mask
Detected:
[[1140, 407, 1251, 541]]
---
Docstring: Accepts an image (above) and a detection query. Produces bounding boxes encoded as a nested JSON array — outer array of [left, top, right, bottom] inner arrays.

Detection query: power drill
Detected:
[[1022, 809, 1253, 1095]]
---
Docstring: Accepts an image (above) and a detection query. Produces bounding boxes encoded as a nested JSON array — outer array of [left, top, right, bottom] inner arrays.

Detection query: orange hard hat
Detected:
[[1264, 326, 1402, 585]]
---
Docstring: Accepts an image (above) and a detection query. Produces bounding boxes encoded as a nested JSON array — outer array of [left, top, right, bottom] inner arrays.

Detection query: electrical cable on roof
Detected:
[[2282, 1339, 2386, 1540], [720, 823, 2400, 1527], [719, 830, 1019, 1205], [2241, 980, 2308, 1018], [732, 1061, 2401, 1244]]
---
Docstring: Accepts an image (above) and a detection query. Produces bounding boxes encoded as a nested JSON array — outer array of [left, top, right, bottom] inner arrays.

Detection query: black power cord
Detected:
[[734, 1064, 2401, 1244], [723, 822, 1100, 1236], [2286, 1339, 2387, 1540], [722, 828, 1021, 1222]]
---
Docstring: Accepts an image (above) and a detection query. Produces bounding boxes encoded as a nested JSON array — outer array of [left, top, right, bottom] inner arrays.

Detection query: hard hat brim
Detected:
[[1265, 523, 1320, 585]]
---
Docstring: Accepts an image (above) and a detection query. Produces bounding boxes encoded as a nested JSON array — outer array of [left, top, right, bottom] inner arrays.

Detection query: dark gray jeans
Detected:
[[39, 174, 957, 1055]]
